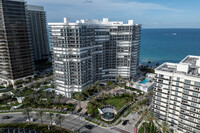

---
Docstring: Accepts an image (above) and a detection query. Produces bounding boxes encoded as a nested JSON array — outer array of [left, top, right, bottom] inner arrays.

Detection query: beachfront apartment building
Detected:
[[27, 5, 50, 64], [153, 55, 200, 133], [0, 0, 35, 86], [49, 18, 141, 97]]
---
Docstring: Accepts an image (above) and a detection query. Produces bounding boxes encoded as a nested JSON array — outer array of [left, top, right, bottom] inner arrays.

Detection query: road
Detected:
[[0, 112, 117, 133]]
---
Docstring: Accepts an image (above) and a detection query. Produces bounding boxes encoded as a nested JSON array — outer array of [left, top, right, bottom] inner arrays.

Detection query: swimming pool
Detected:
[[139, 78, 150, 84]]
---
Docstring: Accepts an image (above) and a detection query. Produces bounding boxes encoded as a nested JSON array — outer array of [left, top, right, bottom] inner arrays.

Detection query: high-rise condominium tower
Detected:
[[0, 0, 34, 86], [49, 18, 141, 97], [27, 5, 50, 64], [153, 55, 200, 133]]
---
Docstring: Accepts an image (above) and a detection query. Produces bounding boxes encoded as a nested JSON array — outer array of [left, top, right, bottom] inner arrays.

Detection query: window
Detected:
[[172, 110, 175, 114], [183, 90, 189, 94], [190, 107, 196, 112], [191, 102, 196, 107], [177, 77, 180, 81], [159, 74, 164, 78], [157, 97, 161, 101], [183, 95, 188, 99], [174, 97, 177, 100], [193, 92, 198, 97], [181, 105, 187, 109], [192, 98, 198, 102], [185, 80, 191, 84], [184, 85, 190, 89], [194, 81, 200, 87]]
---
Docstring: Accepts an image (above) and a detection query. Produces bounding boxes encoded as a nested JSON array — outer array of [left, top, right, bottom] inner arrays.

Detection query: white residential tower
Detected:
[[49, 18, 141, 97]]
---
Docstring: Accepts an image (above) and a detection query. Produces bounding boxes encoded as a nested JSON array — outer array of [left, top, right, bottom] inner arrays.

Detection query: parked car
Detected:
[[3, 116, 13, 119], [26, 118, 34, 122], [54, 113, 59, 117], [85, 125, 92, 129], [122, 120, 129, 125], [50, 121, 58, 125]]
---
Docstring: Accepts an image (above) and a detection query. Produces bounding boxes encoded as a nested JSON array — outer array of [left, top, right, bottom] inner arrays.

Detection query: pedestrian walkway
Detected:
[[111, 127, 130, 133]]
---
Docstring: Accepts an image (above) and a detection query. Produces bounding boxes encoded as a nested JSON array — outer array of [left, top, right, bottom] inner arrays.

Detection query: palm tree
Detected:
[[57, 94, 63, 107], [36, 110, 44, 125], [121, 78, 127, 93], [158, 122, 172, 133], [56, 114, 65, 132], [100, 93, 105, 104], [106, 81, 113, 90], [77, 94, 82, 109], [96, 84, 101, 93], [130, 81, 133, 87], [94, 80, 100, 86], [12, 89, 20, 97], [142, 108, 149, 133], [156, 63, 160, 67], [116, 75, 121, 83], [2, 94, 10, 108], [144, 111, 158, 133], [47, 112, 54, 127], [108, 93, 112, 99], [110, 84, 115, 90], [23, 108, 32, 123]]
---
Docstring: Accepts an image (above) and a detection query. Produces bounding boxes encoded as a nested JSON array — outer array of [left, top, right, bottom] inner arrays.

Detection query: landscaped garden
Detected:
[[86, 93, 136, 123], [19, 89, 74, 111], [139, 65, 155, 73], [0, 94, 18, 110], [138, 109, 172, 133], [0, 86, 74, 111], [72, 80, 102, 101]]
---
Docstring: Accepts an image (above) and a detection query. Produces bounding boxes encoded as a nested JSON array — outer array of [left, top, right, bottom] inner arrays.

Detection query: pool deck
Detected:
[[139, 78, 150, 84], [127, 78, 155, 93]]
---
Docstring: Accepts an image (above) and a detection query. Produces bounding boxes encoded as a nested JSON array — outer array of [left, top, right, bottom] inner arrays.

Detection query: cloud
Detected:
[[84, 0, 93, 3], [27, 0, 183, 27], [27, 0, 181, 11]]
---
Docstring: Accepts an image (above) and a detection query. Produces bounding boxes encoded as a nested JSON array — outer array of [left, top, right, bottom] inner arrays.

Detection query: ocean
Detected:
[[140, 29, 200, 66]]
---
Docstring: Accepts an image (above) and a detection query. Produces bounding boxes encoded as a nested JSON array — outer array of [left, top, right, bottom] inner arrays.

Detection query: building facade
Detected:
[[153, 55, 200, 133], [27, 5, 50, 64], [49, 18, 141, 97], [0, 0, 34, 86]]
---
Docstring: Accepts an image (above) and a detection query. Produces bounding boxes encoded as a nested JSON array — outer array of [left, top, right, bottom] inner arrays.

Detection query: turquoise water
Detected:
[[140, 29, 200, 65], [139, 78, 150, 84]]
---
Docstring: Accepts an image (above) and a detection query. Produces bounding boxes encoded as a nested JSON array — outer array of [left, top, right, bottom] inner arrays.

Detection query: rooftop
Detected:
[[27, 5, 44, 12], [8, 0, 24, 2], [156, 55, 200, 78], [48, 18, 141, 26]]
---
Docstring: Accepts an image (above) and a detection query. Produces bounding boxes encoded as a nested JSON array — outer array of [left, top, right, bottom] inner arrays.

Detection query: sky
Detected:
[[27, 0, 200, 28]]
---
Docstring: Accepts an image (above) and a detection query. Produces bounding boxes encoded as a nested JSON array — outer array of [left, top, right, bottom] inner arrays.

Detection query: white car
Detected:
[[50, 121, 58, 125], [26, 118, 34, 122]]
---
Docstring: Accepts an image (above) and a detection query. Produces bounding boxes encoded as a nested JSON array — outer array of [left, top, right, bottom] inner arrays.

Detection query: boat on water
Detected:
[[172, 33, 177, 35]]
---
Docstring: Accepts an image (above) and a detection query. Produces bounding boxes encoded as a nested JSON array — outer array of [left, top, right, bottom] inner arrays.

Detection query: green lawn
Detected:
[[103, 95, 130, 110]]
